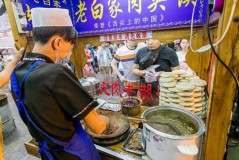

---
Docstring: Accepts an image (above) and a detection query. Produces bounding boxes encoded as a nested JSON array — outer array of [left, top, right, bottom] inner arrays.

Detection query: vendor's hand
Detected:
[[155, 72, 161, 80], [141, 70, 147, 78], [12, 46, 25, 62], [120, 76, 126, 82], [99, 115, 110, 134]]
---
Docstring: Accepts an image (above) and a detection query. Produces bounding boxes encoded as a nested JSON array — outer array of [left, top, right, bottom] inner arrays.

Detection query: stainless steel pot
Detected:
[[141, 106, 205, 160], [79, 77, 100, 98]]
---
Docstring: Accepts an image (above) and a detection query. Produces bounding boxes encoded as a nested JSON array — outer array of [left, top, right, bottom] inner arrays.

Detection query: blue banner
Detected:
[[72, 0, 208, 36], [19, 0, 208, 36], [19, 0, 74, 29]]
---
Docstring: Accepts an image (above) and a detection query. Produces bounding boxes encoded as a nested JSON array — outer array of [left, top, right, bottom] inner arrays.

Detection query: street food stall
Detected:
[[3, 0, 239, 159]]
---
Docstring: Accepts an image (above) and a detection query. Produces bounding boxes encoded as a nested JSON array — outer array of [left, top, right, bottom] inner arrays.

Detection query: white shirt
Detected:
[[176, 50, 187, 63]]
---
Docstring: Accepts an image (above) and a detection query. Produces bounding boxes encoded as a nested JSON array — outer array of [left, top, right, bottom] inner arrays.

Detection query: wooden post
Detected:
[[0, 117, 3, 160], [204, 0, 239, 159], [3, 0, 28, 50]]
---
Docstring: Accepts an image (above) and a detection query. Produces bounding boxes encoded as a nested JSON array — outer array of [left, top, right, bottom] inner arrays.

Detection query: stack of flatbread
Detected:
[[159, 70, 207, 119]]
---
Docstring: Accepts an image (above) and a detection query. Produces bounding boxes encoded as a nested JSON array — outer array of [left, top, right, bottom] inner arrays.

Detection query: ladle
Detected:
[[127, 117, 181, 135]]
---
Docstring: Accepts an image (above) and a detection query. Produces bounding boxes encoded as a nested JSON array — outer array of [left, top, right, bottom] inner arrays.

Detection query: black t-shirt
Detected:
[[134, 46, 179, 92], [11, 53, 98, 160], [134, 45, 179, 71]]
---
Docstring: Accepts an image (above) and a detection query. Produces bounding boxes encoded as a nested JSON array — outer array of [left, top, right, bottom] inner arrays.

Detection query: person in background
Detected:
[[105, 41, 113, 56], [176, 39, 194, 73], [167, 39, 181, 51], [86, 44, 97, 73], [10, 8, 108, 160], [133, 38, 179, 106], [92, 46, 99, 73], [0, 47, 24, 88], [111, 40, 146, 96], [97, 42, 112, 75], [83, 45, 94, 77], [118, 42, 125, 48]]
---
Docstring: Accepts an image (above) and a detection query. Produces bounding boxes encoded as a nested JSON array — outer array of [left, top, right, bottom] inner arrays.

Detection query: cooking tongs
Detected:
[[127, 117, 181, 135]]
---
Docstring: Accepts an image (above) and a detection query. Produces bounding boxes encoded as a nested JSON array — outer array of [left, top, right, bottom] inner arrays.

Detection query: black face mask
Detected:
[[139, 47, 161, 69]]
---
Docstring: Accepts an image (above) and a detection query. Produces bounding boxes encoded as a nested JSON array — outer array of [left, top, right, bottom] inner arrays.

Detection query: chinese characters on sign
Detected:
[[99, 81, 160, 101], [19, 0, 72, 30], [18, 0, 207, 35], [73, 0, 207, 36], [99, 31, 152, 42]]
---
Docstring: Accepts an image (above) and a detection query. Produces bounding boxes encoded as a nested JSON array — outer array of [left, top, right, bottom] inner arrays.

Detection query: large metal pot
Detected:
[[79, 77, 100, 98], [0, 92, 16, 139], [141, 106, 205, 160]]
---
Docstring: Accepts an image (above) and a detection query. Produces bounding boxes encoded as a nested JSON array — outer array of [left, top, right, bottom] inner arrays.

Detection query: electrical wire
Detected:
[[190, 0, 238, 53], [206, 4, 239, 151], [206, 9, 239, 88]]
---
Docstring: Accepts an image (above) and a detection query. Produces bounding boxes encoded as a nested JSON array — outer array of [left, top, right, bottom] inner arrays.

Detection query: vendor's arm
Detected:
[[111, 51, 125, 82], [172, 66, 180, 70], [111, 60, 125, 82], [132, 64, 146, 78], [53, 67, 109, 134], [0, 47, 24, 88], [84, 110, 109, 134]]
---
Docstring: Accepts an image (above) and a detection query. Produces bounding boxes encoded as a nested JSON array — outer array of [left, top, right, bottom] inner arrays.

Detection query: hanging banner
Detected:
[[72, 0, 208, 36], [18, 0, 74, 30], [100, 31, 152, 42], [18, 0, 208, 36]]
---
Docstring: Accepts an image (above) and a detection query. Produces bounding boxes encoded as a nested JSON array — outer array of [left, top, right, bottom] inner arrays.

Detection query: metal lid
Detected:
[[79, 77, 100, 87]]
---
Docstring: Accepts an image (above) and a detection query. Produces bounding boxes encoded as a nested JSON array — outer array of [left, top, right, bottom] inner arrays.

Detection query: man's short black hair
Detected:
[[32, 26, 77, 45]]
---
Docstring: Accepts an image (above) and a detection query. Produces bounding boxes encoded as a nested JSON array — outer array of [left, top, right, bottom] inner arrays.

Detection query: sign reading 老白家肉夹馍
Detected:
[[19, 0, 208, 36]]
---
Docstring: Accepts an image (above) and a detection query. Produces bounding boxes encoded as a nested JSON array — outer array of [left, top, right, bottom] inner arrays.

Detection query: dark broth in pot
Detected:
[[146, 110, 198, 136]]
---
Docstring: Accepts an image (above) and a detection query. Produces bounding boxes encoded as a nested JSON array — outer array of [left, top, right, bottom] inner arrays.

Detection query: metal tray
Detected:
[[122, 128, 145, 155]]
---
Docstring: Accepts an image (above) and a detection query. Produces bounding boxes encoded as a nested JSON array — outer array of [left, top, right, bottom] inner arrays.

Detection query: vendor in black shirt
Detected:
[[11, 8, 108, 160], [133, 38, 179, 106]]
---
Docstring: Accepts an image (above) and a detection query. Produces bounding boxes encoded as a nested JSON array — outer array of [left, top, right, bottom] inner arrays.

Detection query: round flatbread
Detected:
[[160, 77, 174, 83], [193, 102, 205, 107], [180, 72, 194, 77], [168, 87, 181, 93], [195, 111, 203, 116], [172, 70, 186, 75], [183, 106, 195, 111], [160, 101, 170, 106], [179, 96, 194, 102], [176, 82, 195, 91], [160, 72, 174, 78], [177, 91, 194, 97], [167, 93, 180, 98], [175, 76, 184, 80], [168, 97, 183, 103], [185, 76, 200, 80], [178, 79, 190, 83], [162, 82, 177, 88], [194, 97, 203, 103], [194, 86, 204, 92], [190, 79, 207, 87], [160, 92, 168, 97], [194, 106, 204, 112], [179, 102, 194, 107], [170, 102, 182, 107], [194, 92, 202, 97]]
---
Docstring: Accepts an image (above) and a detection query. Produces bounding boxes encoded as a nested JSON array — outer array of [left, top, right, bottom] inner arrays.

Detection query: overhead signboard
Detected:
[[18, 0, 208, 36]]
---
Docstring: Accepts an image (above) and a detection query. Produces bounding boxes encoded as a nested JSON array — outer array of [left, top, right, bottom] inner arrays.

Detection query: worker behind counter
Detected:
[[133, 38, 179, 106], [10, 8, 108, 160]]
